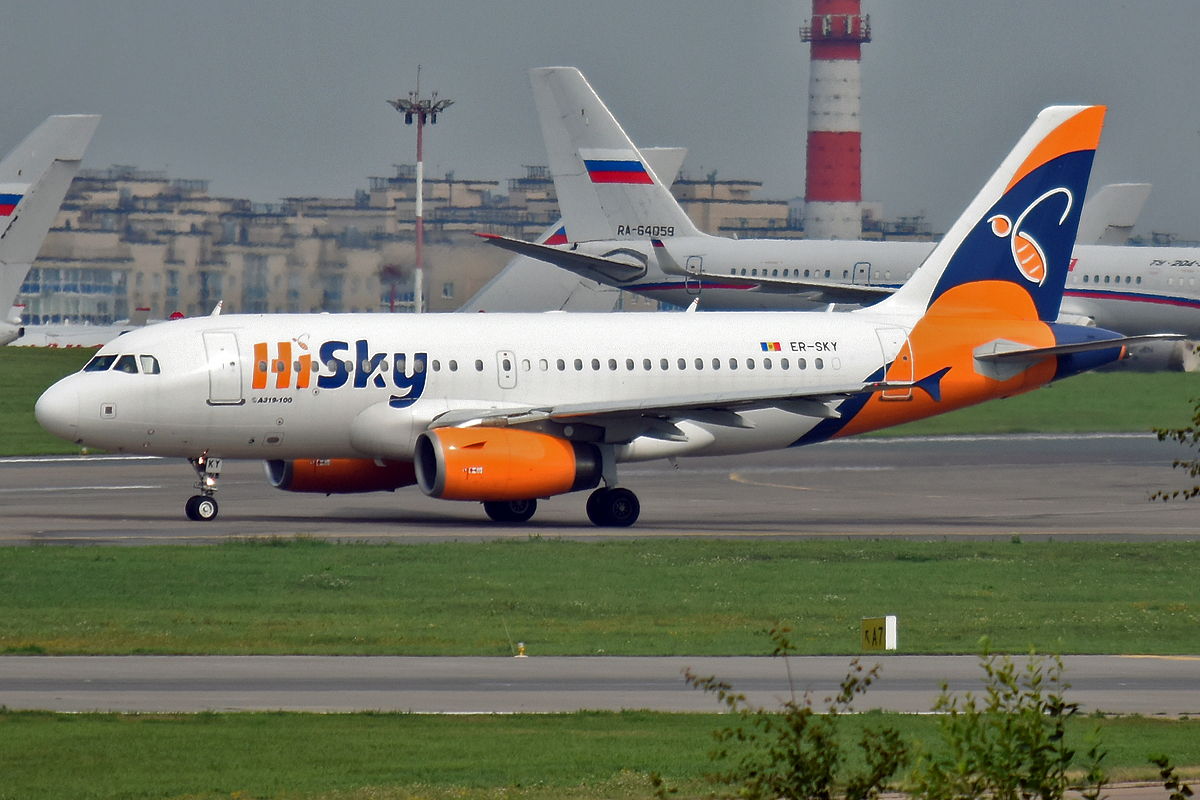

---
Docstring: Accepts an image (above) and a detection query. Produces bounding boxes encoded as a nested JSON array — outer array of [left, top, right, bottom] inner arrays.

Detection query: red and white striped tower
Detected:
[[800, 0, 870, 240]]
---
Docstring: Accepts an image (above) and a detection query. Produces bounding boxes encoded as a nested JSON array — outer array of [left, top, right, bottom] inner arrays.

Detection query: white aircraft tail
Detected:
[[0, 115, 101, 324], [530, 66, 701, 243], [871, 105, 1104, 324], [1076, 182, 1151, 245]]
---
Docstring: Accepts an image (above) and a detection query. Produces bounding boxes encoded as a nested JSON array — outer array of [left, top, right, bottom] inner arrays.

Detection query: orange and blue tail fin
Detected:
[[872, 105, 1105, 323]]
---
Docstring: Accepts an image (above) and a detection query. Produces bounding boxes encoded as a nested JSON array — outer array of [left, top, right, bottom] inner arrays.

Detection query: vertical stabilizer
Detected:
[[530, 67, 700, 242], [870, 105, 1104, 323], [0, 115, 101, 336]]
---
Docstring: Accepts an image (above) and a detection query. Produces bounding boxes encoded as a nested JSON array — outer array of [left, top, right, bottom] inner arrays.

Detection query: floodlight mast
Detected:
[[387, 69, 453, 313]]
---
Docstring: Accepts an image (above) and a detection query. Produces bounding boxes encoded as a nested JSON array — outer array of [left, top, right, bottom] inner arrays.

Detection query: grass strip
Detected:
[[2, 348, 1199, 456], [0, 709, 1197, 800], [2, 539, 1198, 655]]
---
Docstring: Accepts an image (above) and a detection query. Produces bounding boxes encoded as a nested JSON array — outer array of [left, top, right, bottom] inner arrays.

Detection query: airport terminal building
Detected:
[[16, 163, 923, 326]]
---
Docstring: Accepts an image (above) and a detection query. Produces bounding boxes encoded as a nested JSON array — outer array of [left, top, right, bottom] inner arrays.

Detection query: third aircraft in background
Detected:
[[478, 67, 1199, 368]]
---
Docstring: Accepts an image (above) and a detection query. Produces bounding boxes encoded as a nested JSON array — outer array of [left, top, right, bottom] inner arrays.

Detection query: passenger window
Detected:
[[539, 359, 548, 371], [414, 356, 426, 373], [772, 269, 778, 277], [449, 360, 458, 372], [502, 358, 512, 371], [660, 358, 669, 370], [781, 358, 790, 370], [729, 358, 738, 370], [677, 358, 686, 370], [695, 358, 704, 370], [798, 358, 807, 370], [574, 358, 583, 371], [747, 358, 755, 370], [764, 358, 772, 370], [474, 359, 483, 372], [343, 360, 354, 373], [626, 358, 635, 371], [1083, 275, 1089, 283], [1125, 276, 1131, 284], [84, 354, 117, 372], [815, 358, 824, 369], [521, 359, 531, 371], [1104, 275, 1110, 284], [114, 355, 139, 374], [804, 270, 811, 278], [711, 358, 720, 370], [591, 358, 600, 371], [139, 356, 161, 375], [608, 358, 617, 371], [643, 358, 652, 371], [432, 360, 441, 372], [824, 270, 830, 278], [557, 359, 566, 371]]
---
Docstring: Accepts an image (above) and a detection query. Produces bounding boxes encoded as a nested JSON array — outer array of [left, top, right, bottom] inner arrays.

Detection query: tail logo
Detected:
[[987, 188, 1074, 286]]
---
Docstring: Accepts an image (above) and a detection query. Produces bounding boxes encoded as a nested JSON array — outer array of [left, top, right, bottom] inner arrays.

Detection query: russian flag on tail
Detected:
[[580, 149, 653, 185], [0, 192, 23, 216]]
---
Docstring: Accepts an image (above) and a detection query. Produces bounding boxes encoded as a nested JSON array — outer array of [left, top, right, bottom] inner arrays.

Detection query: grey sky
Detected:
[[3, 1, 1197, 237]]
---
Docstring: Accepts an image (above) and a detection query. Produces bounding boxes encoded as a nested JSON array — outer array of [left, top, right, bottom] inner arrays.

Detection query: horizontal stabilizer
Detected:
[[974, 332, 1183, 363], [476, 233, 648, 283]]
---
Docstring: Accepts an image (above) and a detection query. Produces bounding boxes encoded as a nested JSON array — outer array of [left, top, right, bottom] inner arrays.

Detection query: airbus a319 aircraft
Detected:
[[36, 105, 1172, 527]]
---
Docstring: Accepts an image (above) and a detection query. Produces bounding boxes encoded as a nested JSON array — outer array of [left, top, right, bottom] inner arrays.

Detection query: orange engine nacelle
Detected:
[[414, 428, 602, 501], [264, 458, 417, 494]]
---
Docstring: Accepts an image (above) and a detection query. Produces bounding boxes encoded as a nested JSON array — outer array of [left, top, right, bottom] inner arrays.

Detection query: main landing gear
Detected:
[[185, 455, 221, 521], [586, 487, 640, 527], [480, 488, 640, 527]]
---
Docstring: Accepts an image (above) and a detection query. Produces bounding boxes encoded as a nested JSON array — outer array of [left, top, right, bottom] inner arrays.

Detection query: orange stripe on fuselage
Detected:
[[835, 281, 1057, 438], [253, 343, 268, 390], [1006, 105, 1105, 192], [275, 341, 292, 389]]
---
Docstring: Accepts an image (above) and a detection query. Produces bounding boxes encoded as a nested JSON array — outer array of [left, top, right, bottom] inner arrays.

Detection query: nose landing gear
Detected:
[[185, 456, 221, 521]]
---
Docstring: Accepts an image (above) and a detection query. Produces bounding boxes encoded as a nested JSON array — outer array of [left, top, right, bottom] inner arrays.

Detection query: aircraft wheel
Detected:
[[587, 488, 640, 527], [484, 499, 537, 523], [186, 495, 218, 522], [586, 488, 611, 526]]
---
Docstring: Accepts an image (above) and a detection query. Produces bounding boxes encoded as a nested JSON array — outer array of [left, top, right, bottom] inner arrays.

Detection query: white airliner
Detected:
[[36, 105, 1174, 527], [481, 68, 1197, 362], [0, 115, 101, 345]]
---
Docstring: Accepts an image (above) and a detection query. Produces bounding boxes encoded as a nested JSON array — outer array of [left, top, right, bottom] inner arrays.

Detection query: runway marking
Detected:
[[0, 485, 162, 493], [1119, 655, 1200, 662], [729, 466, 895, 492], [0, 455, 163, 464]]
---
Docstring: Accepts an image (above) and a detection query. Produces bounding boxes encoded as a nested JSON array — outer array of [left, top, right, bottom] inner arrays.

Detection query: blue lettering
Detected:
[[317, 341, 349, 389], [354, 339, 388, 389], [390, 352, 428, 409]]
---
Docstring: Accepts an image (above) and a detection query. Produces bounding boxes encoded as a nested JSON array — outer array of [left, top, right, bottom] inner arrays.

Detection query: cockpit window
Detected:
[[83, 354, 118, 372], [139, 355, 161, 375], [114, 355, 139, 374]]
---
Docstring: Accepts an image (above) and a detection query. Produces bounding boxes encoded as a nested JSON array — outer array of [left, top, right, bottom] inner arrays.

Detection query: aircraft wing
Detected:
[[974, 332, 1184, 363], [429, 368, 949, 442], [476, 232, 651, 283]]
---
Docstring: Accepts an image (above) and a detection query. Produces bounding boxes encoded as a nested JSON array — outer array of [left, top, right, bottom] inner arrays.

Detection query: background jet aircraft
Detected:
[[481, 68, 1197, 367], [0, 115, 101, 345], [37, 105, 1172, 527]]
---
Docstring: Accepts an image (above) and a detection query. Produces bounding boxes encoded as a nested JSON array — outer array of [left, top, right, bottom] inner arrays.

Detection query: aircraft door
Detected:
[[496, 350, 517, 390], [203, 331, 244, 405], [685, 256, 703, 295], [854, 262, 871, 285], [876, 327, 913, 401]]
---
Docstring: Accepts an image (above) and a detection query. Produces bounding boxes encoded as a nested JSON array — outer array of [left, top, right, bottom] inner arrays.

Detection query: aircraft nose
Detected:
[[35, 380, 80, 443]]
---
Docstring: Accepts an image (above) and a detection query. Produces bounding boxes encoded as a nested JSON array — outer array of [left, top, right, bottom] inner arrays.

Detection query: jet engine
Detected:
[[264, 458, 417, 494], [415, 428, 602, 501]]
